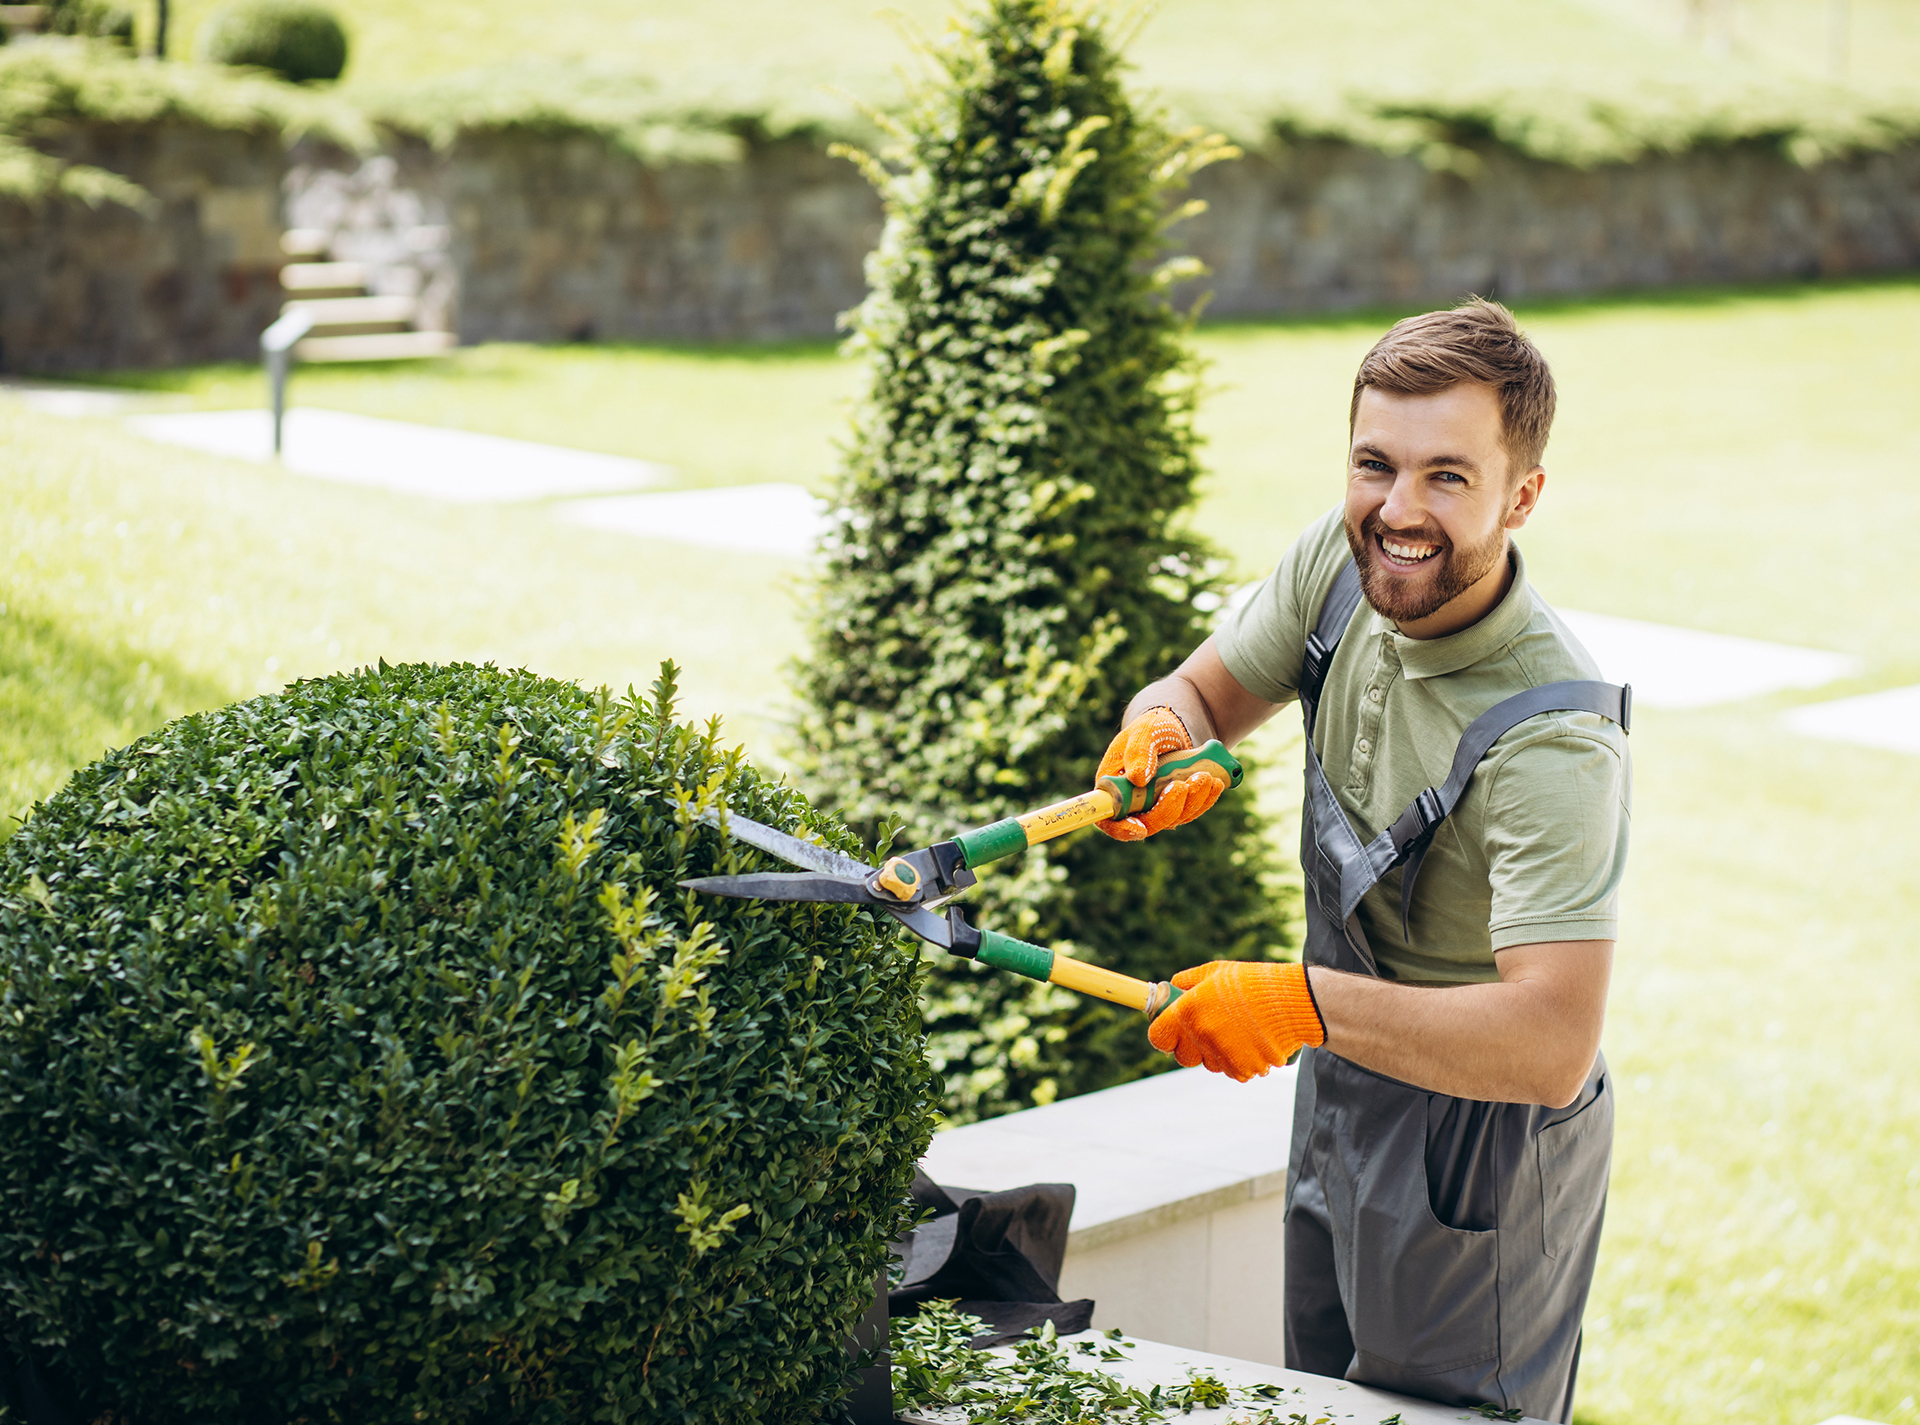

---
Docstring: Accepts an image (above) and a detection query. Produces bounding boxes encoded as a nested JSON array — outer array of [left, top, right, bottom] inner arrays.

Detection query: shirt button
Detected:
[[1368, 688, 1383, 703], [1357, 738, 1371, 754]]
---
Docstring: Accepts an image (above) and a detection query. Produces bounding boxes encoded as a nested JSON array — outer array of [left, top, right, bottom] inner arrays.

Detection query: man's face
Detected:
[[1343, 382, 1543, 633]]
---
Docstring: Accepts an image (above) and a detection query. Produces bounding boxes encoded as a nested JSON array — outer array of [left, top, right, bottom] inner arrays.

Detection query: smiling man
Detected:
[[1094, 301, 1630, 1421]]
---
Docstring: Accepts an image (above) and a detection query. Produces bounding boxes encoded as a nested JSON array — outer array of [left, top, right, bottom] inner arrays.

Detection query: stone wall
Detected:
[[1179, 137, 1920, 315], [440, 133, 883, 344], [5, 118, 1918, 372], [320, 129, 1920, 344], [0, 123, 286, 373]]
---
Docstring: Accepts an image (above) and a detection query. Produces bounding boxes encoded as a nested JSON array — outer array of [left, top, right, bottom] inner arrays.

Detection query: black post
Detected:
[[843, 1269, 892, 1424], [154, 0, 167, 56]]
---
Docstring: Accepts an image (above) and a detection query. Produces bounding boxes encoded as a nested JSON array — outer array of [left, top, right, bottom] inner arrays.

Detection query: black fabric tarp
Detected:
[[889, 1170, 1095, 1348]]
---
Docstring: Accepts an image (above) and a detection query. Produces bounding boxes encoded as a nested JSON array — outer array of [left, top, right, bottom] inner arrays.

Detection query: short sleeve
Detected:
[[1215, 506, 1350, 706], [1483, 727, 1631, 951]]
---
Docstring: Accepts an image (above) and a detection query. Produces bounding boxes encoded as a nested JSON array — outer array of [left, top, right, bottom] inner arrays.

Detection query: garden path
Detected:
[[92, 398, 1920, 754], [125, 407, 670, 503], [1781, 686, 1920, 756]]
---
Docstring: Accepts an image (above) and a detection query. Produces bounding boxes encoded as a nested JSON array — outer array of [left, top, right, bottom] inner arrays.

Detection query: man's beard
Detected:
[[1344, 509, 1508, 626]]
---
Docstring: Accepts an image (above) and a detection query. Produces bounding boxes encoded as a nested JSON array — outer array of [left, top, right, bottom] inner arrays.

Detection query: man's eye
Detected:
[[1434, 471, 1465, 483], [1361, 460, 1391, 473]]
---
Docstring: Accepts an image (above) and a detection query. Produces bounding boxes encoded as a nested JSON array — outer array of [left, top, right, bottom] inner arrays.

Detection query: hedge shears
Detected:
[[681, 742, 1243, 1022]]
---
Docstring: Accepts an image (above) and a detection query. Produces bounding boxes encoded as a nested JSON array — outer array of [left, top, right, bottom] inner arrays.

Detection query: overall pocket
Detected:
[[1347, 1095, 1500, 1377], [1537, 1073, 1613, 1261]]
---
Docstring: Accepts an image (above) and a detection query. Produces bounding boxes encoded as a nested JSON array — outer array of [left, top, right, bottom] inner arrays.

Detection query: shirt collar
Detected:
[[1367, 545, 1535, 681]]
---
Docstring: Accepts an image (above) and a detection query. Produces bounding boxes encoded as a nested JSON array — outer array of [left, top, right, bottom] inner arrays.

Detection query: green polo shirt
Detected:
[[1216, 508, 1630, 985]]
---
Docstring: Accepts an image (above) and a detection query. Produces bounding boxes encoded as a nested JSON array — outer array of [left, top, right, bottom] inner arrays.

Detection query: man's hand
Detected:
[[1095, 706, 1222, 841], [1147, 961, 1326, 1081]]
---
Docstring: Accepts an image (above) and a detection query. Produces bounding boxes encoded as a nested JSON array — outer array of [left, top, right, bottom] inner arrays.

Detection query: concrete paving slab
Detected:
[[124, 407, 669, 503], [554, 484, 827, 560], [1782, 686, 1920, 756], [1551, 608, 1858, 710], [896, 1330, 1550, 1424], [0, 379, 142, 417]]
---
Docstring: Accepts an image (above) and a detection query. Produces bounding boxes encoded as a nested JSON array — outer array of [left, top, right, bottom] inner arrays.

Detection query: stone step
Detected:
[[281, 261, 368, 297], [293, 330, 459, 363], [282, 294, 418, 336], [281, 228, 330, 260]]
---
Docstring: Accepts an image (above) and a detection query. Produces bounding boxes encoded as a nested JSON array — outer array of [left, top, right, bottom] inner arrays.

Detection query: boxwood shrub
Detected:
[[196, 0, 349, 83], [0, 661, 935, 1424]]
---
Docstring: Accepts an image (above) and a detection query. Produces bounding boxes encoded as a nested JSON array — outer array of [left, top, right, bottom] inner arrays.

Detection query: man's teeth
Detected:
[[1382, 539, 1439, 562]]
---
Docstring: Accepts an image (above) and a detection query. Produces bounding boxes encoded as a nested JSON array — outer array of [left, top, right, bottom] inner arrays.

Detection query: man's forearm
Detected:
[[1120, 639, 1279, 748], [1123, 674, 1220, 744], [1308, 940, 1613, 1107]]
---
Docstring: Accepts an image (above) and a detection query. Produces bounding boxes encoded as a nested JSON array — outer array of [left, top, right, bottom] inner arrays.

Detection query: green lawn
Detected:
[[130, 0, 1920, 152], [7, 277, 1919, 1425], [86, 342, 858, 492]]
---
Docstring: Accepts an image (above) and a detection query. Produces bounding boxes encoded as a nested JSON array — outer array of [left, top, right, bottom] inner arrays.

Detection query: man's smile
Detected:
[[1375, 532, 1443, 569]]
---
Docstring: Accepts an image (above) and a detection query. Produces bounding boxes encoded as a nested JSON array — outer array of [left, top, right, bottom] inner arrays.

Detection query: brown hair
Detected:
[[1349, 298, 1556, 476]]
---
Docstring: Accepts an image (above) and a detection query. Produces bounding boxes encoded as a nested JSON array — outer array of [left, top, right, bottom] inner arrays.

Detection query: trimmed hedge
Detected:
[[0, 40, 363, 204], [793, 0, 1290, 1122], [0, 660, 936, 1423], [197, 0, 349, 84]]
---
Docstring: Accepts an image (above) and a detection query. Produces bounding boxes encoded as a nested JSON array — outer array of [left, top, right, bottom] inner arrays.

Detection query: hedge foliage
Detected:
[[0, 39, 362, 203], [6, 14, 1920, 205], [0, 660, 936, 1423], [197, 0, 350, 85], [41, 0, 134, 47], [791, 0, 1290, 1123]]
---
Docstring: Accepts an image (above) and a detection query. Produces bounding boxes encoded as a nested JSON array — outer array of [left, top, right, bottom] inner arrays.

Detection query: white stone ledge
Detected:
[[920, 1064, 1299, 1364], [922, 1064, 1297, 1249]]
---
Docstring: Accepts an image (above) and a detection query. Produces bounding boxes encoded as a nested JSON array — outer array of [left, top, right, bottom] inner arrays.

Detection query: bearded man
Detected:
[[1099, 300, 1630, 1422]]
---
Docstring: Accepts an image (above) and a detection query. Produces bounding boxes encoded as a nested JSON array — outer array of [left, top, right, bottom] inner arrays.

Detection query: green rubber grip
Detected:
[[953, 816, 1029, 869], [974, 928, 1056, 983], [1101, 739, 1243, 818]]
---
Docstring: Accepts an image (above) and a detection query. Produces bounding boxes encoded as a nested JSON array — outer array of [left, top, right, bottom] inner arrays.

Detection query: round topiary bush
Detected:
[[195, 0, 348, 83], [0, 661, 935, 1424]]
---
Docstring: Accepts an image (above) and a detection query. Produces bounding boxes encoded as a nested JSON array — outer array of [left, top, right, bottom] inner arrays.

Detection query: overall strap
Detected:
[[1379, 679, 1632, 940], [1300, 560, 1364, 737]]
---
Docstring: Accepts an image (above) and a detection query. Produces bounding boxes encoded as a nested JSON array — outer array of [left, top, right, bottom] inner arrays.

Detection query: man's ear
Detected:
[[1505, 466, 1546, 530]]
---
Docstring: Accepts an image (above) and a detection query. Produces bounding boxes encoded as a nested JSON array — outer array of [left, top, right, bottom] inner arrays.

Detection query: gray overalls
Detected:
[[1284, 562, 1630, 1423]]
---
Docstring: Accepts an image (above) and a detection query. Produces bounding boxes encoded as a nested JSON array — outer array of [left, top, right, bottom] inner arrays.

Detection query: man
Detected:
[[1097, 300, 1629, 1422]]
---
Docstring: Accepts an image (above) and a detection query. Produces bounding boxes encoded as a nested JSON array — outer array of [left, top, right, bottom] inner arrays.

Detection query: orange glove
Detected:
[[1095, 706, 1224, 841], [1147, 961, 1326, 1082]]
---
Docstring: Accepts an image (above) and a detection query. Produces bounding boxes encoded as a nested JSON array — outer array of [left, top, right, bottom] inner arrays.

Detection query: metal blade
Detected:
[[884, 903, 956, 950], [697, 806, 876, 879], [680, 872, 881, 904], [680, 874, 957, 951]]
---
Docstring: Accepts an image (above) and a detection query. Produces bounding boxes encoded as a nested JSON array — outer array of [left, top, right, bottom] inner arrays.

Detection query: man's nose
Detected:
[[1378, 470, 1431, 529]]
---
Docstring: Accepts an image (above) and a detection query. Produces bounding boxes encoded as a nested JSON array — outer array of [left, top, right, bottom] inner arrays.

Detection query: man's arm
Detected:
[[1309, 940, 1612, 1107], [1122, 637, 1281, 749]]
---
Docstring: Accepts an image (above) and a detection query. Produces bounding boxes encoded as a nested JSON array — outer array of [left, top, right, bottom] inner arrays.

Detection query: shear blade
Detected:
[[696, 806, 876, 880], [678, 872, 881, 904]]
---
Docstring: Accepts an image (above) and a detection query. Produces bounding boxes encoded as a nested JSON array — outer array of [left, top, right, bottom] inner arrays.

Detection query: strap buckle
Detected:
[[1302, 633, 1332, 696], [1410, 786, 1445, 838]]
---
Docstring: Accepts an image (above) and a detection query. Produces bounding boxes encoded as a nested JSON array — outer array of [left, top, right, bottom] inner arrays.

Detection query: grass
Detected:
[[1586, 0, 1920, 90], [6, 275, 1920, 1425], [117, 0, 1920, 159], [0, 400, 810, 826], [82, 342, 859, 492]]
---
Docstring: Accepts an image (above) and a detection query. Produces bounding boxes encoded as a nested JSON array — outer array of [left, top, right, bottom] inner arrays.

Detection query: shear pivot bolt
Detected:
[[875, 858, 920, 900]]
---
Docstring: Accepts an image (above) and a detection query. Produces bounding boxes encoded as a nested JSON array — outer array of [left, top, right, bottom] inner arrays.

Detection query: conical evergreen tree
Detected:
[[795, 0, 1294, 1120]]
